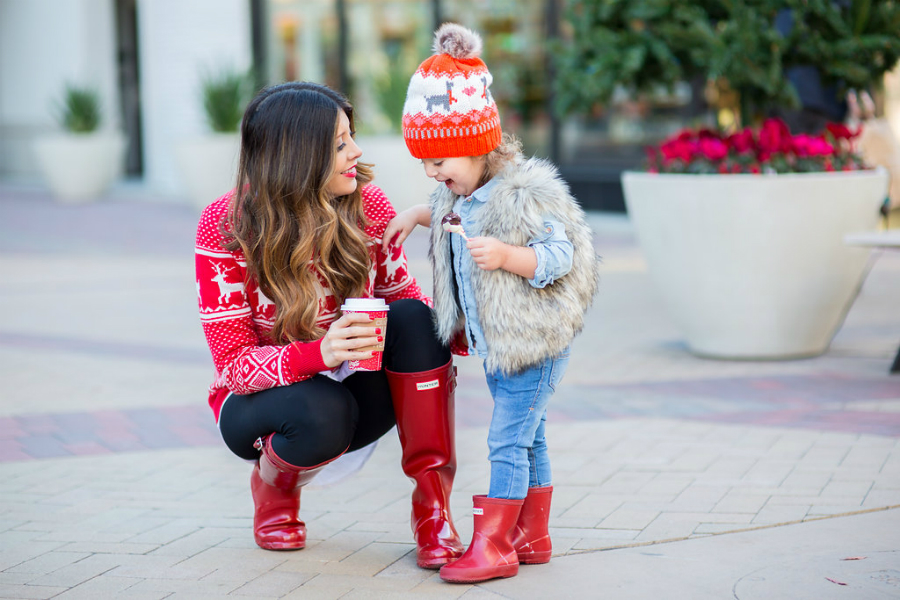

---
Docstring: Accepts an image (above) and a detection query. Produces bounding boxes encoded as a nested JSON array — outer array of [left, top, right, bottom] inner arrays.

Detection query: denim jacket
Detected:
[[449, 177, 574, 358], [429, 156, 601, 375]]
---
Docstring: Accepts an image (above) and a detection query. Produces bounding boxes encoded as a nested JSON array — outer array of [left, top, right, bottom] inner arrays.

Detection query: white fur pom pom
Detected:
[[433, 23, 482, 59]]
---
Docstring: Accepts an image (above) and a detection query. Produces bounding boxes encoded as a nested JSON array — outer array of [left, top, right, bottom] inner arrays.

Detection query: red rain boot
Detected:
[[386, 361, 464, 569], [439, 495, 524, 583], [250, 433, 342, 550], [511, 486, 553, 564]]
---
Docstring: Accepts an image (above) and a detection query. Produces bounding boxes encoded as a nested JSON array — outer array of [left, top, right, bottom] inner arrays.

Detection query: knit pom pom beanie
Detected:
[[401, 23, 502, 159]]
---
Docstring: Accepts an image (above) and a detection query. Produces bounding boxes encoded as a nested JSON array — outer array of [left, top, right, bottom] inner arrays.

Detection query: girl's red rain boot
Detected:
[[250, 432, 343, 550], [386, 361, 464, 568], [439, 495, 524, 583], [511, 485, 553, 564]]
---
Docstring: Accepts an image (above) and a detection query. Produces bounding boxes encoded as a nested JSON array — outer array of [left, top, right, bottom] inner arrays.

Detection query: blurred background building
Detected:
[[2, 0, 899, 212]]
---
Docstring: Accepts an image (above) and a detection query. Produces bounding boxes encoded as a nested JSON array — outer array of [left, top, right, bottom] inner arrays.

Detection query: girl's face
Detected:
[[326, 110, 362, 198], [421, 156, 485, 197]]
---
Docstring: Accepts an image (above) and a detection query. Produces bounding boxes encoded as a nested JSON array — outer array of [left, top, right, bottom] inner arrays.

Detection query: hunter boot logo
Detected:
[[416, 379, 440, 391]]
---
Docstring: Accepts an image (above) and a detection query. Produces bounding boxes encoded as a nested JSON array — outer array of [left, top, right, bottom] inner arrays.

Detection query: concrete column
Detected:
[[136, 0, 251, 197]]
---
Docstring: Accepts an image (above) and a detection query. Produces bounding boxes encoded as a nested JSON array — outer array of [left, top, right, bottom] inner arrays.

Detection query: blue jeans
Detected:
[[484, 348, 570, 499]]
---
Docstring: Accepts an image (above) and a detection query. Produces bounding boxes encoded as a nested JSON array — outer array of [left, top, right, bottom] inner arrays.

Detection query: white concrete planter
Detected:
[[621, 168, 889, 359], [175, 133, 241, 211], [32, 132, 127, 203]]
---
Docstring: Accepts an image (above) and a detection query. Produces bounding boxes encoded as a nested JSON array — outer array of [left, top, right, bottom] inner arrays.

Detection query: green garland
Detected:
[[554, 0, 900, 126]]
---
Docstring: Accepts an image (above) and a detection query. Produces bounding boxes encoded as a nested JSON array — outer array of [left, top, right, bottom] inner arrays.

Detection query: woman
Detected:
[[194, 81, 462, 569]]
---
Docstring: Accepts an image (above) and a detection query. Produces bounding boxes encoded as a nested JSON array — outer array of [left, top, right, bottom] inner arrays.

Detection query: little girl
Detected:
[[384, 23, 601, 583]]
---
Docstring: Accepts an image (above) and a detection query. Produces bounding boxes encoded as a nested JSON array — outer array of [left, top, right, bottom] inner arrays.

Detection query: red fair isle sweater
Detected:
[[195, 184, 430, 422]]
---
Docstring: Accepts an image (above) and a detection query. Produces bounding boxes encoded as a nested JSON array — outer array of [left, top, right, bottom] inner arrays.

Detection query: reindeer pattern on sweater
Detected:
[[195, 184, 430, 421]]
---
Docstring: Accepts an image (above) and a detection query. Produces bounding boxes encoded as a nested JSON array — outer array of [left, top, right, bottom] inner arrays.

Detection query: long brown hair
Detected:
[[223, 82, 374, 343]]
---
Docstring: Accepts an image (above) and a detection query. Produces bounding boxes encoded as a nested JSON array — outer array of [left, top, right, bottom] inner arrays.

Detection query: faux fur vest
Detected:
[[429, 157, 601, 375]]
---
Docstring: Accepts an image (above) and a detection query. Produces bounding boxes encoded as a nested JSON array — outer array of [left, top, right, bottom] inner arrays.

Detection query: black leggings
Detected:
[[218, 299, 450, 467]]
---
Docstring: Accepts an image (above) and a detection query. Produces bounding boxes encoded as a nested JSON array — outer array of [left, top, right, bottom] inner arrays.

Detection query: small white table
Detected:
[[845, 230, 900, 374]]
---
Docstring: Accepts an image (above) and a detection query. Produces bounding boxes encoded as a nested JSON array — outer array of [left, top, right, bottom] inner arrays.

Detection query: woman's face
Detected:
[[326, 110, 362, 198], [421, 156, 485, 197]]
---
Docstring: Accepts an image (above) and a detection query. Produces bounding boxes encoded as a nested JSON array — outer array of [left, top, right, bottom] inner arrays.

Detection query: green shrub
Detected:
[[554, 0, 900, 127], [201, 67, 252, 133], [56, 84, 101, 133]]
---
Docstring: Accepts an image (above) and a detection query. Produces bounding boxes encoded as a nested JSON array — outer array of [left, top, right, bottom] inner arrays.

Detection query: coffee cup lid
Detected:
[[340, 297, 389, 311]]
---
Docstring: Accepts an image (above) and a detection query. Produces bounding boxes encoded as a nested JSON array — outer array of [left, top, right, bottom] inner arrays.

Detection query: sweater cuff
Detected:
[[286, 338, 330, 378]]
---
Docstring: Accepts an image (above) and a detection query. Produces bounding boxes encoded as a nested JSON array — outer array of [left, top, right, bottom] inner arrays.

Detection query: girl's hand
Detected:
[[382, 204, 431, 252], [320, 312, 382, 368], [467, 236, 537, 279], [466, 236, 509, 271]]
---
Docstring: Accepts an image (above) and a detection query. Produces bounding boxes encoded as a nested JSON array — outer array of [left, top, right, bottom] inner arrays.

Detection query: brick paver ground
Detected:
[[1, 183, 898, 599]]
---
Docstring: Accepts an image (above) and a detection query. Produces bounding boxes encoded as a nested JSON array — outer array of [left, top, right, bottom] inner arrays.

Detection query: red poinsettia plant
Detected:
[[645, 118, 869, 175]]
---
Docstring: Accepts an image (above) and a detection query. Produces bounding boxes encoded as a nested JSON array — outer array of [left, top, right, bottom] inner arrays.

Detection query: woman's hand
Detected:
[[319, 312, 383, 368], [382, 204, 431, 252]]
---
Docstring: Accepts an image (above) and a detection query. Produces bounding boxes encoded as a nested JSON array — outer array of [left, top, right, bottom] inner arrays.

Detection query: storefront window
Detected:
[[263, 0, 550, 146], [261, 0, 706, 210], [439, 0, 551, 157], [344, 1, 432, 134], [264, 0, 431, 134], [266, 0, 340, 89]]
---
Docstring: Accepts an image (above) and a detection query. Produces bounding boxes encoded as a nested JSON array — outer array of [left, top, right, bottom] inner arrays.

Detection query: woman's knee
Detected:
[[384, 299, 449, 371], [386, 298, 433, 332]]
